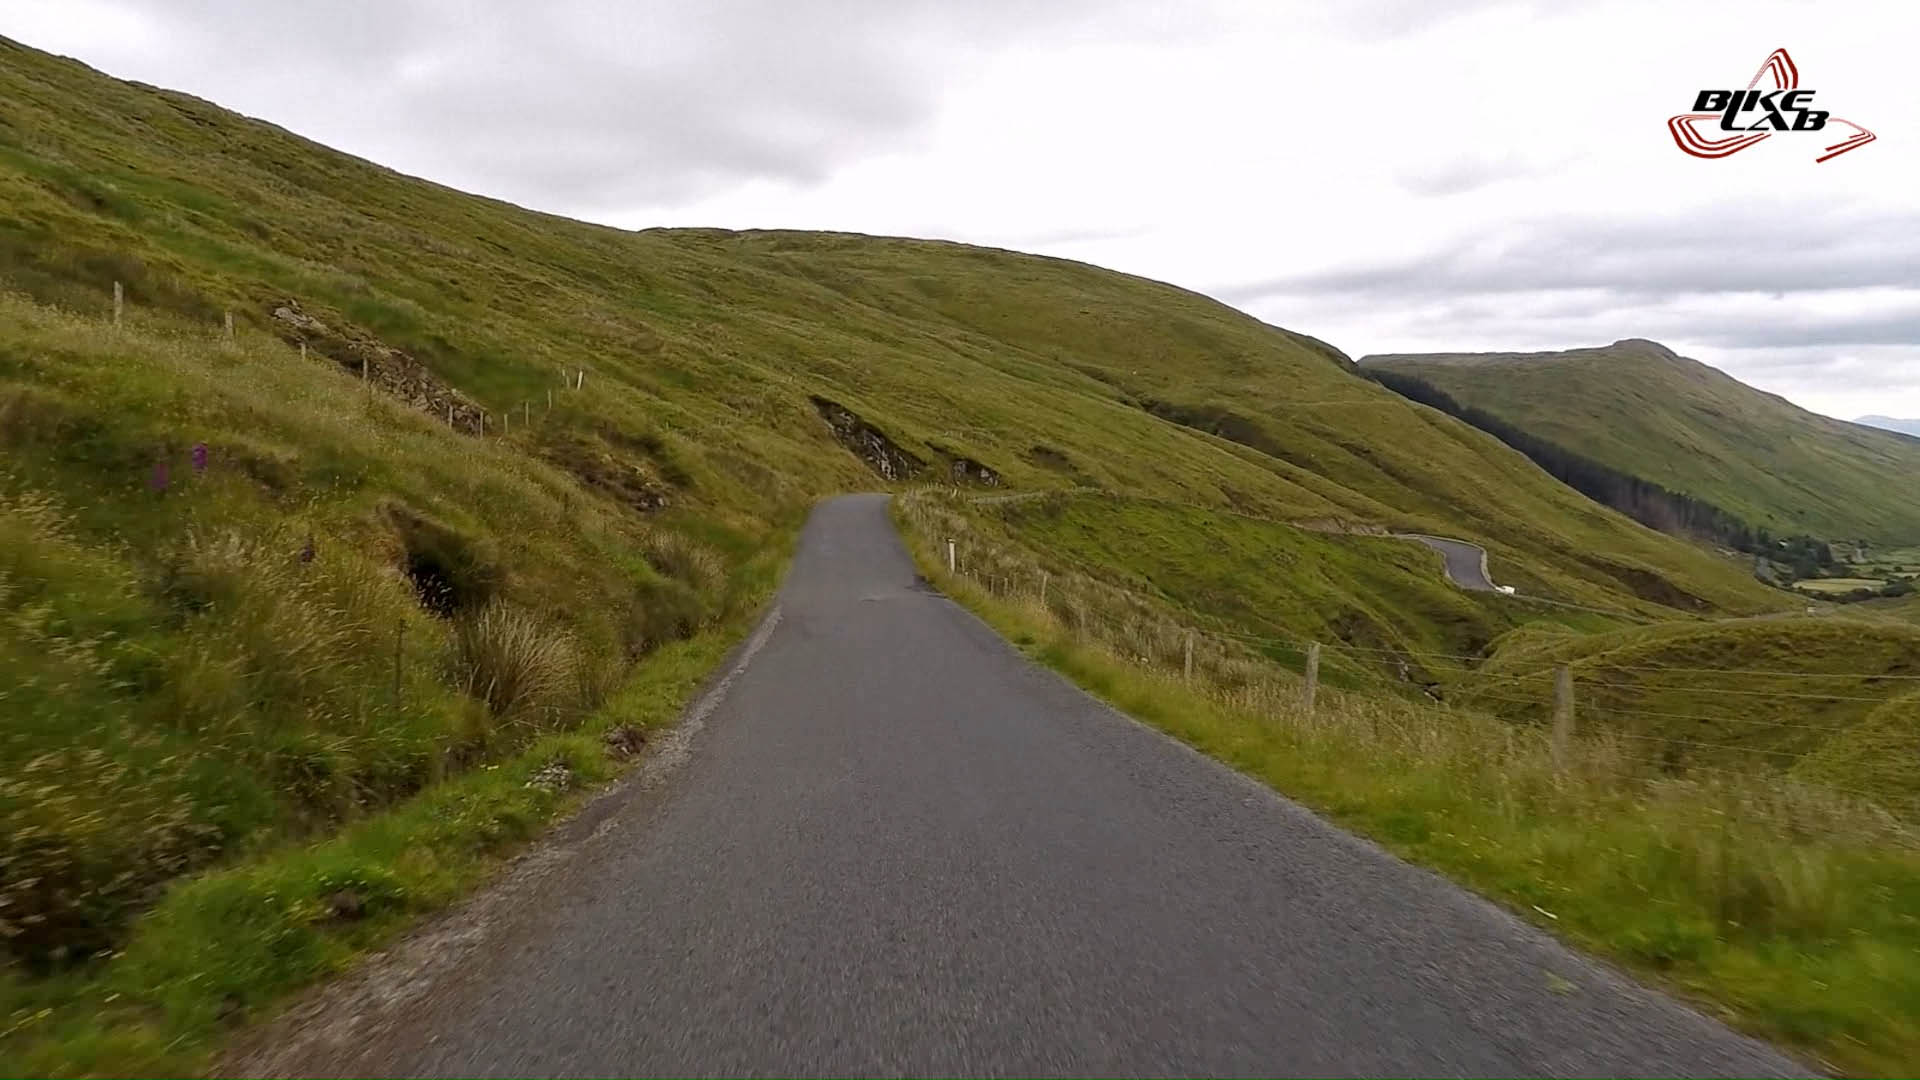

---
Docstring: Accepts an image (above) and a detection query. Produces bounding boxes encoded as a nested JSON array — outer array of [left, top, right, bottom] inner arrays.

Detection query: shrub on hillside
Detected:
[[452, 603, 580, 726]]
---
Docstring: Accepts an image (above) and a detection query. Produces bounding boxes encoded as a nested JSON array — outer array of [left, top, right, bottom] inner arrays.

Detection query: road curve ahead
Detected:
[[1397, 533, 1499, 591], [278, 495, 1797, 1077]]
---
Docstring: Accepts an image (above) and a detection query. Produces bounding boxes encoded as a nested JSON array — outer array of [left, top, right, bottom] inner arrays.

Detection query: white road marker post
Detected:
[[112, 281, 123, 326], [1303, 642, 1322, 714], [223, 310, 234, 339], [1184, 631, 1195, 683], [1551, 665, 1575, 773], [946, 538, 956, 575]]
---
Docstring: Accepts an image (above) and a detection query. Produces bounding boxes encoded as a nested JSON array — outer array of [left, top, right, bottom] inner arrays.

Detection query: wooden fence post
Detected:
[[1303, 642, 1322, 713], [393, 621, 405, 709], [1551, 665, 1575, 771]]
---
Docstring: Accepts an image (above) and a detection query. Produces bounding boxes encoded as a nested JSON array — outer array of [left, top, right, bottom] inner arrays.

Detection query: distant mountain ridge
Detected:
[[1857, 415, 1920, 438], [1360, 340, 1920, 546]]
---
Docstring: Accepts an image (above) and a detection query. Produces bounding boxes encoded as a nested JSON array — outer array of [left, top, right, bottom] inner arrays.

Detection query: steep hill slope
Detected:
[[6, 37, 1920, 1077], [0, 36, 1801, 974], [1453, 615, 1920, 786], [0, 38, 1781, 619], [1361, 340, 1920, 546]]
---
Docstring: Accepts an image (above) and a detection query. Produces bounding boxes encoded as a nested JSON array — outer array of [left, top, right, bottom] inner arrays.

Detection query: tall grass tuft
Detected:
[[452, 603, 581, 726], [643, 529, 727, 595]]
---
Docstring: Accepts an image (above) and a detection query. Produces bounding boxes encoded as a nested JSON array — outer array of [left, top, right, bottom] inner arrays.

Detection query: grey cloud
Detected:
[[1221, 203, 1920, 303], [1690, 310, 1920, 349], [1396, 154, 1543, 197], [48, 0, 1143, 210], [1324, 0, 1544, 39]]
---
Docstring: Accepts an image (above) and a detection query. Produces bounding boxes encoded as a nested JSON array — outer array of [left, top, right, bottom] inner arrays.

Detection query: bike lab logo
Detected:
[[1668, 48, 1875, 162]]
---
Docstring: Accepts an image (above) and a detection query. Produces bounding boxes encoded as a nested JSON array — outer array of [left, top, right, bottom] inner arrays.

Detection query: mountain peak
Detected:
[[1609, 338, 1680, 359]]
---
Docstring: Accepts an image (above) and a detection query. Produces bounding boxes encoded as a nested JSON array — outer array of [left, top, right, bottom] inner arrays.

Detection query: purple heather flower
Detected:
[[191, 442, 209, 474]]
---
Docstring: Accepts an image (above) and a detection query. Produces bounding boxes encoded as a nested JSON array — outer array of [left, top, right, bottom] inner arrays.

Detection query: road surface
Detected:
[[260, 494, 1797, 1077], [1397, 533, 1499, 591]]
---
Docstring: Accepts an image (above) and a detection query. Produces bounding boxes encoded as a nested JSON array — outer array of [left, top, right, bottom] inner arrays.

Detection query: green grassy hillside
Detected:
[[895, 494, 1920, 1076], [0, 38, 1783, 619], [1455, 616, 1920, 798], [0, 35, 1804, 959], [0, 35, 1830, 1070], [959, 491, 1625, 685], [1361, 340, 1920, 545], [937, 492, 1920, 795], [0, 293, 808, 964]]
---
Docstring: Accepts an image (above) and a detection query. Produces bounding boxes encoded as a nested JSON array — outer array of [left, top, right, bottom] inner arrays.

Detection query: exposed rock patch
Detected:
[[525, 762, 574, 794], [271, 300, 487, 433], [926, 446, 1000, 487], [949, 457, 999, 486], [602, 725, 647, 760], [539, 433, 671, 513], [811, 396, 924, 481]]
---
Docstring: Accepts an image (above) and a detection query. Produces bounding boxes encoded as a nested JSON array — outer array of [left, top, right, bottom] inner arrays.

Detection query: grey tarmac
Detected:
[[1397, 533, 1499, 592], [262, 493, 1802, 1077]]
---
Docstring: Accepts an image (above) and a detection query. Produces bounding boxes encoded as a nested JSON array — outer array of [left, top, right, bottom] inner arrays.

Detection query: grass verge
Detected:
[[893, 497, 1920, 1077], [0, 603, 772, 1077]]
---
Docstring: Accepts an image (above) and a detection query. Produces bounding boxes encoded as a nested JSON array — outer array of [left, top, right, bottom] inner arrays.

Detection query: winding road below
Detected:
[[1395, 533, 1499, 592], [251, 494, 1796, 1077]]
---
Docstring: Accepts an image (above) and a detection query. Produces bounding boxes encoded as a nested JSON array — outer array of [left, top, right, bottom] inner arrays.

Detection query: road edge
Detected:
[[220, 604, 784, 1078]]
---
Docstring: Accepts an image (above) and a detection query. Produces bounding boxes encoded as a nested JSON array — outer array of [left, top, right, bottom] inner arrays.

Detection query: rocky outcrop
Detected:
[[811, 397, 924, 481], [539, 432, 671, 514], [947, 456, 1000, 487], [271, 300, 487, 433]]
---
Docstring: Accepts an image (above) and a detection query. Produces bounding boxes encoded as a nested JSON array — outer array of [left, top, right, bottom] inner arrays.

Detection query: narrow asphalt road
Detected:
[[273, 494, 1797, 1077], [1397, 533, 1499, 591]]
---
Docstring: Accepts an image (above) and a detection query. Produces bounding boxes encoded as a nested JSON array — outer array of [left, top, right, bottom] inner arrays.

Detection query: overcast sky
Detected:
[[9, 0, 1917, 419]]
